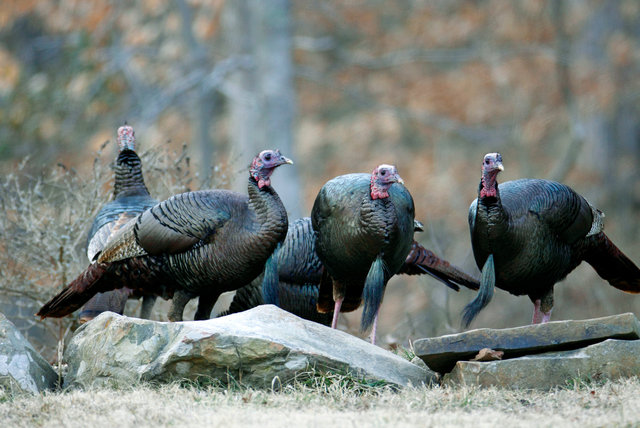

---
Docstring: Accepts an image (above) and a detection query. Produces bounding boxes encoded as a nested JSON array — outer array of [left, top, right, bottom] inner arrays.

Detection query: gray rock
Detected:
[[0, 313, 58, 394], [444, 339, 640, 390], [64, 305, 434, 389], [0, 296, 59, 362], [410, 356, 431, 372], [414, 313, 640, 373]]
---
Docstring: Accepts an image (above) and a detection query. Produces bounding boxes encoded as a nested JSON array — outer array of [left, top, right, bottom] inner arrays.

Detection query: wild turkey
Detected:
[[37, 149, 293, 322], [78, 124, 158, 323], [464, 152, 640, 327], [218, 217, 479, 326], [311, 164, 415, 344]]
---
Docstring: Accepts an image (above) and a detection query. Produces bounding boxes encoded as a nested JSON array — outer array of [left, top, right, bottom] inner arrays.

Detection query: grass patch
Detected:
[[290, 366, 394, 395], [390, 344, 416, 362], [2, 376, 640, 427], [166, 365, 393, 396]]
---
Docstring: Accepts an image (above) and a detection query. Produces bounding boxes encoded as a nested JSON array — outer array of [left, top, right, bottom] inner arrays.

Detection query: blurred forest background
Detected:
[[1, 0, 639, 359]]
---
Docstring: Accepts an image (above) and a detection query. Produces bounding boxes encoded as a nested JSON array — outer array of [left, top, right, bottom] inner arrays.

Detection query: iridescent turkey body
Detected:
[[312, 168, 415, 342], [470, 179, 594, 300], [37, 150, 292, 322], [146, 186, 288, 298], [464, 152, 640, 326]]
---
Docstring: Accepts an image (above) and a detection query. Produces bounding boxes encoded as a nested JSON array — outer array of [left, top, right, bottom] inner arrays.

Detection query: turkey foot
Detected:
[[532, 299, 553, 324]]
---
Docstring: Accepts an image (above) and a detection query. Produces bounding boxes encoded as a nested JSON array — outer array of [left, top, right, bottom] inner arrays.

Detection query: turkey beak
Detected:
[[396, 175, 405, 185], [496, 162, 504, 172], [281, 156, 294, 165]]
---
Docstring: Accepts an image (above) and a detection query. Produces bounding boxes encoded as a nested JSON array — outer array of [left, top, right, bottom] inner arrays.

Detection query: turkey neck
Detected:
[[477, 179, 509, 236], [113, 150, 150, 198], [247, 176, 289, 244]]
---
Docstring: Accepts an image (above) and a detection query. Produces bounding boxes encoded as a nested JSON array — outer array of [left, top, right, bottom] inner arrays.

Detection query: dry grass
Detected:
[[1, 376, 639, 427]]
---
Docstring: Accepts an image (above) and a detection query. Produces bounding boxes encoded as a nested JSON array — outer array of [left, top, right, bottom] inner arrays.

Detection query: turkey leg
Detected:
[[531, 291, 553, 324], [532, 299, 553, 324], [330, 279, 347, 329], [331, 297, 343, 329], [168, 289, 192, 322], [370, 310, 379, 345], [194, 291, 220, 320], [139, 295, 157, 319]]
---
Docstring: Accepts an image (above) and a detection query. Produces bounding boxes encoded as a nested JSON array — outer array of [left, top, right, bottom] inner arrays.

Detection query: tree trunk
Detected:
[[177, 0, 220, 188], [223, 0, 302, 219]]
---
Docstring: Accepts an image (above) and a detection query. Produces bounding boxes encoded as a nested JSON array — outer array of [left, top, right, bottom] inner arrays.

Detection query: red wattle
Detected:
[[370, 188, 389, 200]]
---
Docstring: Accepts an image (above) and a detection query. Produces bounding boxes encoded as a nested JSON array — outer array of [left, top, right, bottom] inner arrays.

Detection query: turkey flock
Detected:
[[37, 125, 640, 345]]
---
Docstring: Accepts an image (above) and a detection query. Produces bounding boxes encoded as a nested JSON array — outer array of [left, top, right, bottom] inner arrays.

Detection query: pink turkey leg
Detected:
[[330, 297, 343, 329]]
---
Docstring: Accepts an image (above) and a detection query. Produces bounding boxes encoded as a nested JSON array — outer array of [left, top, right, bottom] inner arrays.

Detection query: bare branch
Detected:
[[342, 45, 555, 70]]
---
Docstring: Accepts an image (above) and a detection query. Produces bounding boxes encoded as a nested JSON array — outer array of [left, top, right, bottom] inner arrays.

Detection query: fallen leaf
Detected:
[[471, 348, 504, 362]]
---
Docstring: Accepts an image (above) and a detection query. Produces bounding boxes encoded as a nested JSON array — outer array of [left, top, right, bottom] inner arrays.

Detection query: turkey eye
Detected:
[[380, 170, 386, 175], [485, 159, 490, 165], [265, 153, 272, 161]]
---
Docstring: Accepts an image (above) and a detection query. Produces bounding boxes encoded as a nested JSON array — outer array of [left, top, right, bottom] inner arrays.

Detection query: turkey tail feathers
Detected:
[[361, 256, 387, 333], [584, 233, 640, 293], [413, 264, 460, 291], [36, 263, 108, 319], [262, 244, 281, 305], [462, 254, 495, 328], [400, 241, 480, 291]]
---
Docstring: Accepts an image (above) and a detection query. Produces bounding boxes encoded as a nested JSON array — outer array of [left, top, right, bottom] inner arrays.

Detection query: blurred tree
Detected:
[[223, 0, 302, 218], [176, 0, 220, 185], [1, 0, 639, 348]]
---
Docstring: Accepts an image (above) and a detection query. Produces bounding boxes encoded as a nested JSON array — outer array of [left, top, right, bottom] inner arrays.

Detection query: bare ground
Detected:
[[1, 376, 639, 428]]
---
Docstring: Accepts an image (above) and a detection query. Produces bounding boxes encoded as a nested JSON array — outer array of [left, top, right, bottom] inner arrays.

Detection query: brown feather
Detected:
[[36, 263, 109, 319], [399, 240, 480, 291], [96, 218, 146, 263], [584, 232, 640, 293]]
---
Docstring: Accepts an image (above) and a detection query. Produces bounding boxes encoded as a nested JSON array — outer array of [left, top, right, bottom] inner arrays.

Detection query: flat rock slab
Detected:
[[64, 305, 434, 389], [444, 339, 640, 390], [0, 312, 58, 394], [414, 313, 640, 373]]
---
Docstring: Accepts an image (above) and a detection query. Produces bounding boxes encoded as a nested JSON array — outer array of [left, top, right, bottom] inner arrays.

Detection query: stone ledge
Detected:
[[414, 313, 640, 373], [443, 339, 640, 390]]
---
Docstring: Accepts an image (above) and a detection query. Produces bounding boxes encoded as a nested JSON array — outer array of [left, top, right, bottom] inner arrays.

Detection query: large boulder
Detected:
[[64, 305, 434, 389], [0, 313, 58, 394], [443, 339, 640, 390], [414, 313, 640, 373]]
